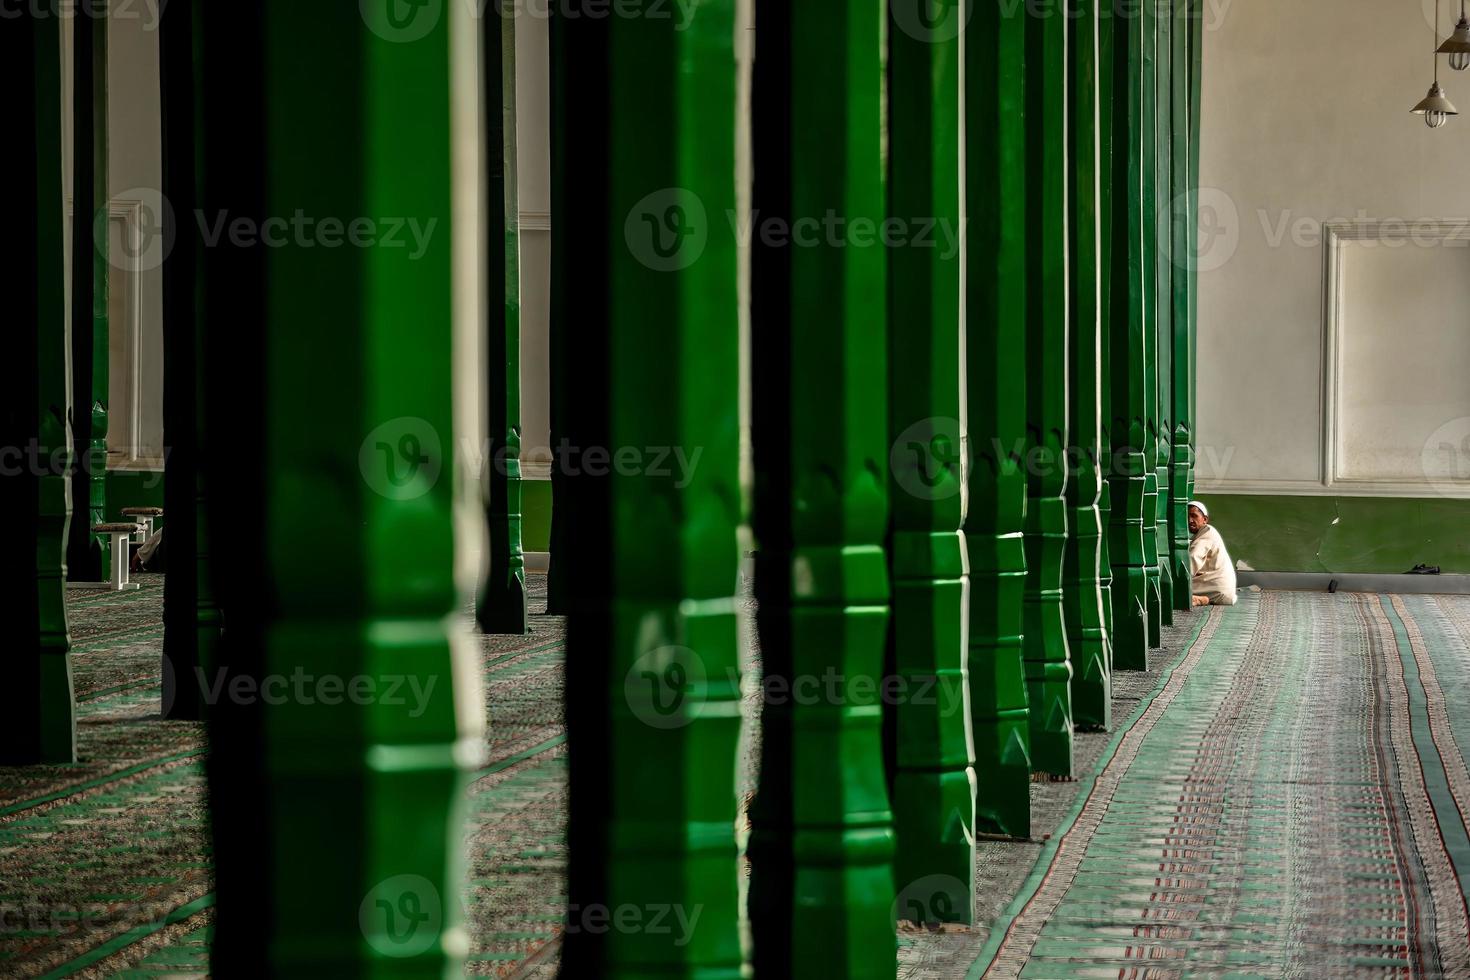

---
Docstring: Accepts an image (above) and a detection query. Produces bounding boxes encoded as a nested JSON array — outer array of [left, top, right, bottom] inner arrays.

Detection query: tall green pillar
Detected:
[[1151, 0, 1175, 627], [887, 0, 975, 922], [478, 7, 527, 636], [749, 0, 896, 972], [199, 5, 470, 972], [1106, 0, 1151, 671], [160, 0, 219, 721], [0, 10, 76, 765], [1096, 3, 1117, 673], [1169, 0, 1195, 603], [553, 4, 747, 977], [1187, 0, 1203, 511], [1022, 0, 1075, 776], [964, 0, 1032, 837], [1138, 0, 1163, 648], [67, 0, 110, 584], [1063, 0, 1110, 733]]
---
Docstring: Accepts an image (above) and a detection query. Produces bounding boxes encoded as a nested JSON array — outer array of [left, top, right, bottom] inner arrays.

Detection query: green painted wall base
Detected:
[[1196, 494, 1470, 574], [107, 469, 166, 528], [522, 477, 552, 554]]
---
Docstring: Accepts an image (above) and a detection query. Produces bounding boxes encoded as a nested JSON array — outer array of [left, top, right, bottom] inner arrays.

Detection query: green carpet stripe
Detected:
[[1379, 596, 1470, 899], [0, 750, 206, 818], [478, 734, 566, 779], [966, 609, 1215, 979], [36, 892, 214, 979], [77, 678, 156, 703], [485, 637, 563, 669], [71, 627, 164, 655]]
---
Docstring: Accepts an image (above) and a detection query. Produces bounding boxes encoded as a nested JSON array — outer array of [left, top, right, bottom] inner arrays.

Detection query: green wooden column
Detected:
[[478, 7, 527, 635], [1063, 0, 1110, 733], [1151, 0, 1175, 627], [553, 5, 747, 977], [964, 0, 1032, 838], [1022, 0, 1075, 776], [1187, 0, 1202, 488], [545, 5, 570, 621], [1096, 4, 1117, 673], [749, 0, 895, 972], [0, 11, 76, 765], [1138, 0, 1163, 648], [1106, 0, 1151, 672], [159, 0, 219, 721], [1169, 0, 1194, 605], [199, 5, 470, 972], [887, 0, 975, 921], [67, 0, 110, 584]]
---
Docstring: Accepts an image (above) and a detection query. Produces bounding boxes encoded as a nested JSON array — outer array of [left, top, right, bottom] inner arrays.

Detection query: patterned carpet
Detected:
[[0, 575, 569, 978], [972, 591, 1470, 978], [10, 585, 1470, 976]]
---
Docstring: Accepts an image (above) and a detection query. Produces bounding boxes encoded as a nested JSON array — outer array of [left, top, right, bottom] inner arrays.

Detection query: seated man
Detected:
[[1187, 500, 1237, 607], [130, 526, 165, 574]]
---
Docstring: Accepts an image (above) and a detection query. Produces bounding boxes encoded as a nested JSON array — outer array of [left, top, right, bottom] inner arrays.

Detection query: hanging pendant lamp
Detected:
[[1416, 0, 1459, 127], [1439, 0, 1470, 70]]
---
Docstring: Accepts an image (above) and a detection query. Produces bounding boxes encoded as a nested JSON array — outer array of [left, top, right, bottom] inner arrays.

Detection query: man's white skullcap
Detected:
[[1188, 500, 1208, 518]]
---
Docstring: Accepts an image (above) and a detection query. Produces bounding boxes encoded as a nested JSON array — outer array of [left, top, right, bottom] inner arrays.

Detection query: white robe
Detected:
[[1189, 524, 1237, 605]]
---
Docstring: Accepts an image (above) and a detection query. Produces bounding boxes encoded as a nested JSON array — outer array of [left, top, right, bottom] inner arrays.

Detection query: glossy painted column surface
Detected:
[[554, 5, 747, 978], [1187, 0, 1202, 490], [199, 5, 471, 973], [964, 0, 1032, 838], [159, 0, 219, 721], [1022, 0, 1075, 776], [1063, 0, 1110, 733], [887, 0, 975, 922], [1169, 0, 1195, 605], [478, 8, 527, 635], [1096, 5, 1116, 671], [1106, 0, 1151, 671], [1151, 0, 1175, 627], [0, 12, 76, 765], [67, 2, 109, 583], [749, 0, 896, 973], [1138, 0, 1163, 648]]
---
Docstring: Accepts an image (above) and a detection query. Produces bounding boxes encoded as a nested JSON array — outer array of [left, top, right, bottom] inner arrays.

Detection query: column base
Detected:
[[1146, 567, 1163, 647], [1110, 566, 1150, 670], [477, 572, 529, 635], [1024, 658, 1074, 777], [1071, 626, 1110, 731], [892, 768, 977, 925], [973, 710, 1032, 839]]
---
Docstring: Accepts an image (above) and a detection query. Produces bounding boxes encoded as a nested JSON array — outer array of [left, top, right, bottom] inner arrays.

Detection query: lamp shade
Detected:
[[1412, 80, 1460, 123], [1441, 15, 1470, 69]]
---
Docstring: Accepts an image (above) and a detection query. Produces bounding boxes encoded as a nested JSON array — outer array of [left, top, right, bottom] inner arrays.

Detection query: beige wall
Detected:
[[1196, 0, 1470, 496], [516, 10, 553, 482], [63, 11, 165, 468]]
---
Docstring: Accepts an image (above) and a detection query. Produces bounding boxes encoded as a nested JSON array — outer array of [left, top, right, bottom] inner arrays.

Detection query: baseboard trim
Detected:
[[1239, 570, 1470, 595], [524, 551, 550, 573]]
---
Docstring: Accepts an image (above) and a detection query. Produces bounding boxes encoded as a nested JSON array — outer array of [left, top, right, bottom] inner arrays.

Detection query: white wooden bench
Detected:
[[65, 523, 144, 592]]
